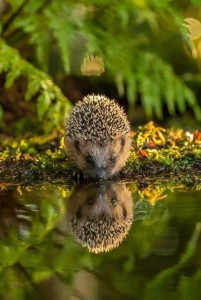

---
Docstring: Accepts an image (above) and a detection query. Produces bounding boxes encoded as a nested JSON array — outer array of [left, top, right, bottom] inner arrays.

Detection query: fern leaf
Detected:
[[0, 38, 72, 132], [126, 74, 137, 107], [45, 4, 75, 74], [163, 66, 176, 115], [140, 77, 154, 118], [37, 93, 51, 120], [174, 80, 186, 114]]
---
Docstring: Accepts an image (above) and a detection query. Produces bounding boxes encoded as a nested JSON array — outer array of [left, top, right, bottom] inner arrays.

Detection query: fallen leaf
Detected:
[[194, 130, 201, 140], [137, 149, 149, 159]]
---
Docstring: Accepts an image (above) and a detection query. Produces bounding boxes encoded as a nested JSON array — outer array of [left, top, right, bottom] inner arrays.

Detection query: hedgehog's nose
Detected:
[[97, 173, 107, 180]]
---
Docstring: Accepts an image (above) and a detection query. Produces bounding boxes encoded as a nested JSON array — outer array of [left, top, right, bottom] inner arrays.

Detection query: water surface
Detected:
[[0, 180, 201, 300]]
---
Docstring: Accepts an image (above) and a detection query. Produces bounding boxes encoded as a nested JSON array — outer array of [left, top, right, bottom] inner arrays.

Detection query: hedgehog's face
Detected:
[[67, 182, 133, 221], [67, 134, 131, 179], [67, 182, 133, 253]]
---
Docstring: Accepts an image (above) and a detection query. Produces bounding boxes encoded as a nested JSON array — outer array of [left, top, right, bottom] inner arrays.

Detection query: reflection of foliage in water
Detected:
[[0, 183, 200, 299], [144, 223, 201, 300], [0, 185, 67, 268]]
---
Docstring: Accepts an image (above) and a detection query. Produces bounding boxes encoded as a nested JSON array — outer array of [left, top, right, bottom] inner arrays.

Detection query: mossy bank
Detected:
[[0, 122, 201, 185]]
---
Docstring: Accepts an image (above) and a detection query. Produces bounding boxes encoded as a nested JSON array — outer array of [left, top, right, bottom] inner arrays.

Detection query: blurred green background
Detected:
[[1, 0, 201, 136]]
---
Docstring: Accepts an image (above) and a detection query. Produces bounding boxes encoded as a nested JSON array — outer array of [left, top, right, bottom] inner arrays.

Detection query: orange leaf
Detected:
[[130, 131, 137, 138], [194, 130, 201, 140], [137, 150, 149, 159]]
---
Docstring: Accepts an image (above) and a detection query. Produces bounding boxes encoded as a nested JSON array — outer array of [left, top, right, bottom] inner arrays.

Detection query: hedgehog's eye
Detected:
[[87, 197, 95, 206], [109, 155, 116, 164], [85, 155, 93, 164], [111, 196, 117, 204]]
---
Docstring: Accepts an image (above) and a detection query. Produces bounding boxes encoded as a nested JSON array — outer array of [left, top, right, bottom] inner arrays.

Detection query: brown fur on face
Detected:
[[66, 134, 131, 180], [67, 182, 133, 221]]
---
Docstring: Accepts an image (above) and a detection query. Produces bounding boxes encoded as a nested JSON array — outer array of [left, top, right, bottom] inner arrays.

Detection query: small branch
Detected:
[[2, 0, 30, 36], [2, 0, 50, 41]]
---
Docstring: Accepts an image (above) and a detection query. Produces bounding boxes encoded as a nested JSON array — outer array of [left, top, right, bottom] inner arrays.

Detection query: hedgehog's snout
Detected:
[[96, 171, 108, 180], [93, 161, 108, 180]]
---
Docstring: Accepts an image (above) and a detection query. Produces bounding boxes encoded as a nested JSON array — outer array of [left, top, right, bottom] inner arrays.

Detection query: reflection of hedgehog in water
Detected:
[[67, 183, 133, 253], [65, 95, 131, 180]]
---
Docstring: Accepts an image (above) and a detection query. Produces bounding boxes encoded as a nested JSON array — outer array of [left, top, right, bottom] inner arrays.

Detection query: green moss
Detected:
[[0, 122, 201, 184]]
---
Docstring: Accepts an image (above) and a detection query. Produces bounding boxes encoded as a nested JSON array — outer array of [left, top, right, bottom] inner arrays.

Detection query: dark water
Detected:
[[0, 180, 201, 300]]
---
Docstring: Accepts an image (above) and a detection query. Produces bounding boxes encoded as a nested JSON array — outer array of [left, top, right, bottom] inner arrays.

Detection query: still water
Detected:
[[0, 180, 201, 300]]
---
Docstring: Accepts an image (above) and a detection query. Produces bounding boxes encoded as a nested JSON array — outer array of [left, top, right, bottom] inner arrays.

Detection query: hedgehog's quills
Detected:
[[65, 94, 131, 180], [67, 182, 134, 253]]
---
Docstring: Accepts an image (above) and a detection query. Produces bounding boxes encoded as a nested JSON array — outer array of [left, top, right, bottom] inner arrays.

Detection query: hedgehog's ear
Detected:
[[74, 140, 80, 147], [73, 139, 89, 153], [74, 140, 80, 152], [120, 136, 125, 147], [112, 134, 126, 149], [74, 138, 87, 147]]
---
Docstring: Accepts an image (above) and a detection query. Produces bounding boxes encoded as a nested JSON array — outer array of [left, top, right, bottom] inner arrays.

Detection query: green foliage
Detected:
[[126, 52, 201, 120], [0, 39, 72, 132], [0, 0, 201, 131], [144, 223, 201, 300]]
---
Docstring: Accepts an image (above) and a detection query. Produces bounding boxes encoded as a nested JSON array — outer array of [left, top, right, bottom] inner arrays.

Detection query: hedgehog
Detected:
[[67, 182, 134, 253], [65, 94, 131, 180]]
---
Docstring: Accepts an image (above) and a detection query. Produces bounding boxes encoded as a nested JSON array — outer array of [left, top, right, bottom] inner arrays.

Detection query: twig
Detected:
[[2, 0, 30, 36]]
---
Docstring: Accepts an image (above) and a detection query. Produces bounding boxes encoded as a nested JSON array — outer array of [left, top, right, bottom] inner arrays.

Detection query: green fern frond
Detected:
[[14, 15, 51, 70], [44, 3, 78, 74], [7, 0, 25, 11], [125, 52, 201, 120], [0, 38, 72, 131], [126, 75, 137, 107], [2, 0, 201, 123]]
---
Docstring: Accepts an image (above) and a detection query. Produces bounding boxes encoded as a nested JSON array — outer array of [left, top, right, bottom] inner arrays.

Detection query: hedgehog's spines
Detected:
[[70, 216, 133, 253], [66, 94, 130, 143], [65, 94, 131, 179]]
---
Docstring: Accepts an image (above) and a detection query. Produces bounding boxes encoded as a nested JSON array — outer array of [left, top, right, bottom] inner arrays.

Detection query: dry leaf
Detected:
[[194, 130, 201, 140], [81, 55, 105, 76], [184, 18, 201, 40], [137, 149, 149, 159]]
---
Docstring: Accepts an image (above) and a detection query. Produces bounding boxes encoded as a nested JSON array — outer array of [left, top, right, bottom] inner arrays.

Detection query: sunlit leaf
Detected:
[[184, 18, 201, 40], [81, 55, 105, 76]]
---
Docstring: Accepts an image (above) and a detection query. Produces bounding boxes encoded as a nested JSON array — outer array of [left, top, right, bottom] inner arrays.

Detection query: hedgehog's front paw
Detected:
[[82, 173, 89, 181], [72, 169, 82, 182], [74, 170, 89, 182]]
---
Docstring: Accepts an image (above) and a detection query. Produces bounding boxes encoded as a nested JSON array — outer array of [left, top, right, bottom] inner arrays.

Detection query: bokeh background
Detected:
[[1, 0, 201, 136]]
